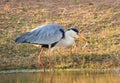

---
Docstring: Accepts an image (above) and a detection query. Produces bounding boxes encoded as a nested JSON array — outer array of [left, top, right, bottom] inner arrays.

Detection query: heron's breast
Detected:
[[56, 37, 74, 47]]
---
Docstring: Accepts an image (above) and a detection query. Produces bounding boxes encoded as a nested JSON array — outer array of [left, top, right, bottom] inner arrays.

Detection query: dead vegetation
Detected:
[[0, 0, 120, 69]]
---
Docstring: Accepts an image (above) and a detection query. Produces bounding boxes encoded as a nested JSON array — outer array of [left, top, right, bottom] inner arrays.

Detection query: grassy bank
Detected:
[[0, 0, 120, 69]]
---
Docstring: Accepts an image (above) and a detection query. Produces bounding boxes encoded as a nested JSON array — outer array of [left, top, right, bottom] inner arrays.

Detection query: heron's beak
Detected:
[[79, 34, 90, 43], [75, 34, 90, 47]]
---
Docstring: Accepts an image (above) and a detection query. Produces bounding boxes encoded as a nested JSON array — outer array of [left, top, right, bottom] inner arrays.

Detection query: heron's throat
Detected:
[[55, 32, 74, 47]]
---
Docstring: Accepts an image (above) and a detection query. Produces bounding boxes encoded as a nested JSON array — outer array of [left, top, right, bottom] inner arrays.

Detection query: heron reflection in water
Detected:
[[15, 24, 90, 72]]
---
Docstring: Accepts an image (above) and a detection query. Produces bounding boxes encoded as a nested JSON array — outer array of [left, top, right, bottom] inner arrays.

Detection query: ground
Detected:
[[0, 0, 120, 70]]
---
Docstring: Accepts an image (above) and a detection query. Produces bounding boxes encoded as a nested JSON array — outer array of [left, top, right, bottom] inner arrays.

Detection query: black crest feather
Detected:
[[68, 28, 79, 34]]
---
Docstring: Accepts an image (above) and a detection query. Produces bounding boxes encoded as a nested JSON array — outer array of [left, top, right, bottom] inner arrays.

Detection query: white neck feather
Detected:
[[56, 31, 75, 47]]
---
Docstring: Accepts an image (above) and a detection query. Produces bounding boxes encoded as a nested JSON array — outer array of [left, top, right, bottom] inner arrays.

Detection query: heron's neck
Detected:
[[55, 31, 75, 47], [65, 31, 73, 39], [63, 31, 74, 46]]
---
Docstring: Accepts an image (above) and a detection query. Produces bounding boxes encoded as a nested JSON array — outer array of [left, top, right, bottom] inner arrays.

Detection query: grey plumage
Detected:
[[15, 24, 65, 46]]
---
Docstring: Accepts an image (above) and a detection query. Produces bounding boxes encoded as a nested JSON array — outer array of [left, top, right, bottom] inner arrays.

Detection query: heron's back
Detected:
[[15, 24, 65, 45]]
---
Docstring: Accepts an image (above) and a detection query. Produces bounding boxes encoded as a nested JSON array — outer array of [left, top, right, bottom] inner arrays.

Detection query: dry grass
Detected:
[[0, 0, 120, 69]]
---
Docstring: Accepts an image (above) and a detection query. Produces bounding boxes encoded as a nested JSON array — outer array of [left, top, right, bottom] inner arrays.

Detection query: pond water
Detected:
[[0, 69, 120, 83]]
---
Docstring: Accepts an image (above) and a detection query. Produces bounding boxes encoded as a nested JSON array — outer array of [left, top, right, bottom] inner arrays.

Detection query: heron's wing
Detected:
[[15, 24, 64, 45]]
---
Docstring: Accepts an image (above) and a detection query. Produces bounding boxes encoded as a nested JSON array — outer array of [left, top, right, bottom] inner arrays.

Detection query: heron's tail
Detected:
[[15, 36, 25, 43], [15, 32, 30, 43]]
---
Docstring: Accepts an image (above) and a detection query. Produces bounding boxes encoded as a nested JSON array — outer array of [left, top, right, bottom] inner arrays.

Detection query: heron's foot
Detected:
[[39, 61, 46, 72], [43, 66, 46, 72], [51, 65, 55, 72], [48, 62, 55, 72]]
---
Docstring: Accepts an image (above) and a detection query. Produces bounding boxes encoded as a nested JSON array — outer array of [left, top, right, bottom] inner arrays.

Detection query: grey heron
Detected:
[[15, 24, 89, 72]]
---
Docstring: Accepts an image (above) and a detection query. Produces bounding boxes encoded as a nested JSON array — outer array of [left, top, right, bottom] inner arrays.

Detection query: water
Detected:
[[0, 69, 120, 83]]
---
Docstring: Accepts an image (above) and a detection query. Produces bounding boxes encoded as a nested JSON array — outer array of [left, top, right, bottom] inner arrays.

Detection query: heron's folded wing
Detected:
[[15, 24, 64, 45]]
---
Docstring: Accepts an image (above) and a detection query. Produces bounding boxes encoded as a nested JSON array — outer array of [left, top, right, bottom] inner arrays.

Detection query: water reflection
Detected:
[[0, 70, 120, 83], [41, 71, 55, 83]]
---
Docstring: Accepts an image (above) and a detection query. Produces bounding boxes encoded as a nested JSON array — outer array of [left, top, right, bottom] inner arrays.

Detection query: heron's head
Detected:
[[66, 28, 90, 43], [66, 28, 79, 38]]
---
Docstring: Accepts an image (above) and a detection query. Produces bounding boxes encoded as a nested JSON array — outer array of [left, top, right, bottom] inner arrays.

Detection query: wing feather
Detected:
[[15, 24, 64, 45]]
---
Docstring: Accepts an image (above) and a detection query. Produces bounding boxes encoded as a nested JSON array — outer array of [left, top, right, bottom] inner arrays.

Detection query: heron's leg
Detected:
[[39, 48, 45, 72], [47, 48, 55, 71]]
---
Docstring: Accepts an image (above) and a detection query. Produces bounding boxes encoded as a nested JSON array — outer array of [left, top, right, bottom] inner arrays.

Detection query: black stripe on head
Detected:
[[69, 28, 79, 34]]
